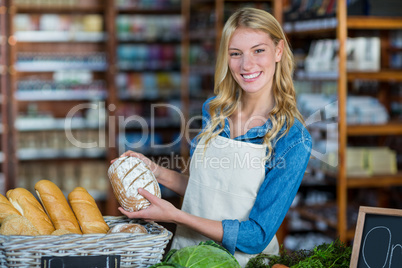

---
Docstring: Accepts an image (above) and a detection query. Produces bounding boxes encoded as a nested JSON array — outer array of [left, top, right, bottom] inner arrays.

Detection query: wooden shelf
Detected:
[[347, 122, 402, 136], [284, 1, 402, 245], [117, 8, 181, 15], [347, 16, 402, 29], [283, 17, 337, 36], [347, 173, 402, 188], [14, 5, 105, 14], [285, 27, 336, 36], [15, 31, 107, 43], [347, 70, 402, 82]]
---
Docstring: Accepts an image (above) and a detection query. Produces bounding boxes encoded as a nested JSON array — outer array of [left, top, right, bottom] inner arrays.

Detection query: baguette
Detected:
[[68, 187, 109, 234], [0, 193, 21, 223], [108, 156, 161, 212], [35, 180, 82, 234], [0, 215, 40, 236], [6, 188, 55, 235]]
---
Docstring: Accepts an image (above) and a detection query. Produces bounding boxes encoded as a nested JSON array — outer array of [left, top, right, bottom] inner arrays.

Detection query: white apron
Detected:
[[171, 135, 279, 267]]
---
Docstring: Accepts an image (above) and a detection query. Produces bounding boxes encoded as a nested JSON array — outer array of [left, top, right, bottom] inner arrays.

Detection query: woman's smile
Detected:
[[241, 71, 262, 81]]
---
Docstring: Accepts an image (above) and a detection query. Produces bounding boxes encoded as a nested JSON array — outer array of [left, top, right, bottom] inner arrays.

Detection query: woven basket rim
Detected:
[[0, 216, 172, 240]]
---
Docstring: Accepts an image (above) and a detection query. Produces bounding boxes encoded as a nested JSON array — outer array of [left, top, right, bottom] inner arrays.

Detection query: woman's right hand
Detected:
[[111, 150, 163, 178]]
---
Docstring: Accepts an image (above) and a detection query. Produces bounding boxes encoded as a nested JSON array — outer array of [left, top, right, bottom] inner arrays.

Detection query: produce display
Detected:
[[108, 156, 161, 212], [245, 239, 352, 268], [149, 240, 241, 268]]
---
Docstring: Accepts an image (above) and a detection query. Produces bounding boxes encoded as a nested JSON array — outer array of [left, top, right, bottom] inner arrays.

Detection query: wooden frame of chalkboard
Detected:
[[350, 206, 402, 268]]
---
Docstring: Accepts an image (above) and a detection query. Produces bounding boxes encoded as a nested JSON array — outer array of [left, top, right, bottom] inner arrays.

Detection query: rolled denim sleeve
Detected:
[[222, 219, 240, 254], [222, 132, 312, 254]]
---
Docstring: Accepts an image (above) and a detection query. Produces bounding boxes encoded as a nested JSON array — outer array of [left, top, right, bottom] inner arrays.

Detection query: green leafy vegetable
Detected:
[[246, 239, 352, 268], [148, 263, 186, 268], [159, 240, 240, 268]]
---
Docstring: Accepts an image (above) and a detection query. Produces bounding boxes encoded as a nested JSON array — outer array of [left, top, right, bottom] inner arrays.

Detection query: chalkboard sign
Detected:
[[41, 255, 120, 268], [350, 206, 402, 268]]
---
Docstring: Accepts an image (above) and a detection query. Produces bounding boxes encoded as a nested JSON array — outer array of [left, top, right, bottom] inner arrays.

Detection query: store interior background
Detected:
[[0, 0, 401, 251]]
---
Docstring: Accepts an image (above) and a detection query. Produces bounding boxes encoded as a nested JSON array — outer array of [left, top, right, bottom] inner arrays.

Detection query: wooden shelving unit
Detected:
[[0, 0, 15, 193], [347, 71, 402, 81], [347, 16, 402, 29], [337, 2, 402, 243], [0, 0, 189, 216], [0, 0, 116, 213], [347, 173, 402, 188], [347, 122, 402, 136], [283, 2, 402, 245]]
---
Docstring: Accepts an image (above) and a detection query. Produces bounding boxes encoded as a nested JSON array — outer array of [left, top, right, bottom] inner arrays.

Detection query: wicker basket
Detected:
[[0, 216, 172, 268]]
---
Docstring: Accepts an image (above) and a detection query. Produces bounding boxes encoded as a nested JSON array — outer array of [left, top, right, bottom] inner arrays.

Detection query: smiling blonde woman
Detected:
[[117, 7, 312, 268]]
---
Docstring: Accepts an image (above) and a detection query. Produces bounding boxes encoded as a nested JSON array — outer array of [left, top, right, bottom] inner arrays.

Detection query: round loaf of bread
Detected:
[[108, 156, 161, 212], [107, 223, 147, 234]]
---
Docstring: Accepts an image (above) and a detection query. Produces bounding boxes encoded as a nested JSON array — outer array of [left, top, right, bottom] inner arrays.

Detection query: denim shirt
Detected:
[[189, 97, 312, 255]]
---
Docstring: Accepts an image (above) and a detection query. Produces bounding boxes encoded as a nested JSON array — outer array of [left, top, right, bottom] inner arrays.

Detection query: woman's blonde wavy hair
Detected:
[[197, 7, 304, 161]]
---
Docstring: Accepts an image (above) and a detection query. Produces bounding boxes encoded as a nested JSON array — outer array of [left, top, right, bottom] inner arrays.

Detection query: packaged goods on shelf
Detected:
[[116, 15, 182, 42], [391, 30, 402, 48], [16, 52, 107, 72], [297, 93, 337, 120], [347, 96, 389, 124], [304, 37, 381, 73], [14, 14, 105, 42], [346, 147, 397, 176], [189, 44, 215, 70], [116, 72, 181, 100], [13, 0, 79, 6], [119, 131, 181, 156], [283, 0, 336, 23], [17, 130, 107, 160], [347, 147, 370, 176], [117, 44, 180, 71], [305, 39, 338, 73], [390, 30, 402, 69], [16, 74, 107, 101], [116, 0, 180, 9], [367, 147, 398, 175], [390, 83, 402, 118], [18, 161, 108, 196], [300, 94, 390, 125], [346, 37, 380, 71]]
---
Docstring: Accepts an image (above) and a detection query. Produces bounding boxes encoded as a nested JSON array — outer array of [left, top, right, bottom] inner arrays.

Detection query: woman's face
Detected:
[[228, 27, 283, 97]]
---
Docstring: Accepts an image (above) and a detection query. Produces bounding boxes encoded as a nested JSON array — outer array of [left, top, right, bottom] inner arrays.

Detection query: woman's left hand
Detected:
[[118, 188, 178, 223]]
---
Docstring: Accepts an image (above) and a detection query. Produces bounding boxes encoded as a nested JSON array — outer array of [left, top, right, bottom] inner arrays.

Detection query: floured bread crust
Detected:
[[108, 156, 161, 212], [107, 223, 147, 234]]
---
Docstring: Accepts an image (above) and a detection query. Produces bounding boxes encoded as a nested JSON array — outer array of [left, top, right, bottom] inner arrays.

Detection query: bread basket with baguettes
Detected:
[[0, 216, 172, 268]]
